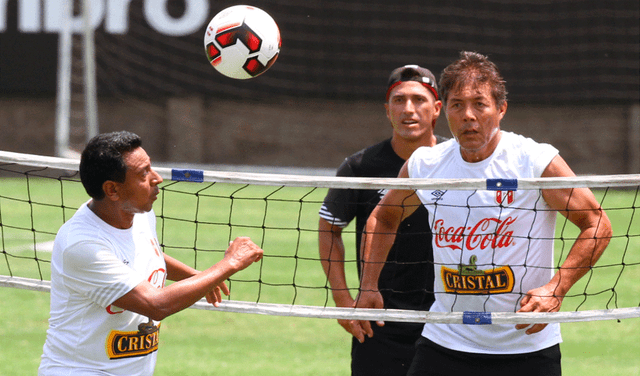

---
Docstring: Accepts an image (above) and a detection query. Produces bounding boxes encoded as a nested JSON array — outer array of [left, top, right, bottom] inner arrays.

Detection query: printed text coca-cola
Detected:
[[434, 216, 516, 251]]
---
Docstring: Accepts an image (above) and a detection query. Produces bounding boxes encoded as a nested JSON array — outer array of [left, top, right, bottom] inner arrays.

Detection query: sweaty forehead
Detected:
[[449, 82, 492, 100]]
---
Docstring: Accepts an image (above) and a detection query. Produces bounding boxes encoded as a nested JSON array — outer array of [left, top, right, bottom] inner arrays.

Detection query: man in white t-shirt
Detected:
[[353, 52, 612, 376], [39, 131, 263, 376]]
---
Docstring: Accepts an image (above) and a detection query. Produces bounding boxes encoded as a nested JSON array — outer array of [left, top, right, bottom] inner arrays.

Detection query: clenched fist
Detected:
[[224, 237, 264, 272]]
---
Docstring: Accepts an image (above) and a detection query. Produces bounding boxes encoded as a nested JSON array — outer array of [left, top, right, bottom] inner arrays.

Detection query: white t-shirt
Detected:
[[39, 202, 167, 376], [407, 131, 562, 354]]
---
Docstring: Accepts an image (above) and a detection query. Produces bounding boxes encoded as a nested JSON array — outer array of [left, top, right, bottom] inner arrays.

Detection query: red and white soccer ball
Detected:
[[204, 5, 281, 79]]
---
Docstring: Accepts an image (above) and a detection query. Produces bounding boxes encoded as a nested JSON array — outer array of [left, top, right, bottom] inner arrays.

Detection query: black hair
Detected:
[[79, 131, 142, 200], [439, 51, 508, 107]]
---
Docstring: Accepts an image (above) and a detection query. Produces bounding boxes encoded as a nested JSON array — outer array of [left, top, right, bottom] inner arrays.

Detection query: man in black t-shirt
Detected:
[[319, 65, 446, 376]]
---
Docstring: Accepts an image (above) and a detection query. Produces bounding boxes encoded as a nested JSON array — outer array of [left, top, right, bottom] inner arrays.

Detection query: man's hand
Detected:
[[516, 282, 564, 335], [331, 295, 359, 336], [350, 290, 385, 343], [204, 281, 230, 307], [334, 299, 372, 343], [203, 237, 262, 307], [224, 237, 264, 271]]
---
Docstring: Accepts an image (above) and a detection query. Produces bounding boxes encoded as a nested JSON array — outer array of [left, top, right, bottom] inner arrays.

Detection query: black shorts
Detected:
[[407, 337, 561, 376], [351, 323, 423, 376]]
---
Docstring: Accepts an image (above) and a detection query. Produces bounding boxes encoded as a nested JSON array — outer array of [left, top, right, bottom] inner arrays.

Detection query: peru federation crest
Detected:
[[495, 190, 515, 206]]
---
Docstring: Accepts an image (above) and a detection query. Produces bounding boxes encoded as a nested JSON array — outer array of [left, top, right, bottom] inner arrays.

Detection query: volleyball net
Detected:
[[1, 150, 639, 325]]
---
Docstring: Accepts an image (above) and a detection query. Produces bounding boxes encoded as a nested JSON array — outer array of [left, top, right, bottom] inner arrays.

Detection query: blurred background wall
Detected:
[[1, 0, 638, 175]]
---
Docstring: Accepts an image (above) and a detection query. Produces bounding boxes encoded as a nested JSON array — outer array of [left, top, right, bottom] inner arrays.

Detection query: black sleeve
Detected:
[[319, 157, 359, 228]]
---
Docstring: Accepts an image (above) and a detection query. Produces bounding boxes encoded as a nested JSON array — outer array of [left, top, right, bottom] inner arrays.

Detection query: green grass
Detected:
[[1, 177, 639, 375]]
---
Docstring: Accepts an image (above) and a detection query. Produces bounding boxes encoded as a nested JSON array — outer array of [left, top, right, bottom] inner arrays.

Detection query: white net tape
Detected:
[[1, 150, 639, 324]]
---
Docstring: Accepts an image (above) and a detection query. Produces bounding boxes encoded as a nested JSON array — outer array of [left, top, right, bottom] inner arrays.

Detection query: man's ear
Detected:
[[498, 100, 508, 120], [102, 181, 120, 201], [433, 100, 443, 128]]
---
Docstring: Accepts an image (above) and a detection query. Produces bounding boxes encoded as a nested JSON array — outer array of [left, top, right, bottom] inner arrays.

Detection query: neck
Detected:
[[88, 199, 135, 229], [391, 134, 437, 160], [459, 129, 502, 163]]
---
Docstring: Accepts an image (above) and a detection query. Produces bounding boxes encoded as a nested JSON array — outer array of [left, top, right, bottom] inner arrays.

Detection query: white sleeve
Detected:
[[507, 132, 559, 177], [533, 144, 559, 177], [407, 147, 425, 179], [526, 140, 559, 177], [62, 241, 145, 308]]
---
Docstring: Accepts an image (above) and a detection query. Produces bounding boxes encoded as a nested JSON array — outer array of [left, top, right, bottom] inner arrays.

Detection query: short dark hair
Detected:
[[439, 51, 508, 107], [79, 131, 142, 200]]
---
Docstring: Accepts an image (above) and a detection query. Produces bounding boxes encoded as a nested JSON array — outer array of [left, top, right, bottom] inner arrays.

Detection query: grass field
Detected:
[[1, 177, 639, 375]]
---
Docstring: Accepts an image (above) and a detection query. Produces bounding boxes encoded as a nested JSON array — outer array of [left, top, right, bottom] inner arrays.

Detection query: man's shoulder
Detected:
[[347, 139, 392, 162], [58, 204, 96, 233], [413, 138, 456, 159], [497, 131, 559, 176], [342, 139, 401, 178], [406, 139, 457, 179], [56, 204, 133, 245], [501, 131, 547, 147], [498, 131, 557, 158], [56, 212, 105, 250]]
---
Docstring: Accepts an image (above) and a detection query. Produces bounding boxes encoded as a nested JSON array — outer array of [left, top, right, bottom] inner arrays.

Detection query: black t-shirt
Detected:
[[320, 137, 446, 313]]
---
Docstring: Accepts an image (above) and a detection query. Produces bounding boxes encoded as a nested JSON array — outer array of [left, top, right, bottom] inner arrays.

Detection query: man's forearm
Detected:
[[551, 224, 611, 297], [359, 214, 398, 291], [318, 218, 353, 305]]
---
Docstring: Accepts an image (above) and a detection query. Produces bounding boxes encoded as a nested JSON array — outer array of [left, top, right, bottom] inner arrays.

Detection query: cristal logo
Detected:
[[434, 216, 516, 251]]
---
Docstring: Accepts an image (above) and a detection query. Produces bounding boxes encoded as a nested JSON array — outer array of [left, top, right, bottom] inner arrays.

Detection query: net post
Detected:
[[55, 0, 72, 158], [82, 0, 99, 142]]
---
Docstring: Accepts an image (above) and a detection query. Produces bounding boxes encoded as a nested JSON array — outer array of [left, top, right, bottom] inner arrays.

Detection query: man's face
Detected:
[[117, 147, 163, 214], [385, 81, 442, 142], [445, 82, 507, 162]]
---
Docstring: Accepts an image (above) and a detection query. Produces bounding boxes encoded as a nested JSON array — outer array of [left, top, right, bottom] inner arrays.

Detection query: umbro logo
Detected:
[[431, 190, 447, 201]]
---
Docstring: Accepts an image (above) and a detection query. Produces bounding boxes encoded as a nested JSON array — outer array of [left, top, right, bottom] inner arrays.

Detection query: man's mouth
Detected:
[[460, 126, 479, 135]]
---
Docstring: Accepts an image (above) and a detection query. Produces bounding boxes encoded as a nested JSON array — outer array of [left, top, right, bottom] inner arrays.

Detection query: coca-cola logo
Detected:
[[106, 267, 166, 315], [148, 268, 167, 289], [434, 216, 516, 251]]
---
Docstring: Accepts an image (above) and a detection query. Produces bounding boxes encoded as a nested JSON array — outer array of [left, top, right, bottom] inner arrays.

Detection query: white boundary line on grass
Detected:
[[6, 241, 55, 253]]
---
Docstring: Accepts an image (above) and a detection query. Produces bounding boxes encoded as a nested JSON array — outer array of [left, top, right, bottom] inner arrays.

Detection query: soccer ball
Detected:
[[204, 5, 281, 79]]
